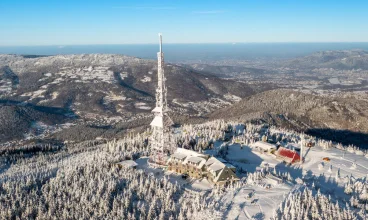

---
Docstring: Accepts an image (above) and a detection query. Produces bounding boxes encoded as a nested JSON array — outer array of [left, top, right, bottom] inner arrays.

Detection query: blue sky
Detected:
[[0, 0, 367, 46]]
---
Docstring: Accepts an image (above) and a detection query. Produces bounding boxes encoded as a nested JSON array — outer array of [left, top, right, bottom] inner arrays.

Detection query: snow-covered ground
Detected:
[[3, 117, 366, 219], [139, 128, 367, 219], [223, 184, 294, 219], [24, 121, 75, 140], [213, 140, 368, 219], [134, 102, 151, 110], [141, 75, 152, 83]]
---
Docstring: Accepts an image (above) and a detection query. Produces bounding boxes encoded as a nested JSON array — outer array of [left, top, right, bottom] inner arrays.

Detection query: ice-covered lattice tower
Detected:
[[150, 34, 175, 165]]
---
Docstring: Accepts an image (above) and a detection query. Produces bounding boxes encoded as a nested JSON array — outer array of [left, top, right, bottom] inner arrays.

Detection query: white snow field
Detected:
[[216, 142, 367, 219], [138, 130, 367, 219], [160, 121, 368, 218], [1, 119, 366, 219]]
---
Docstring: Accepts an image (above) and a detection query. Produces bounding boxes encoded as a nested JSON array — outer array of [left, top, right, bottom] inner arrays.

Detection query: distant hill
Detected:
[[0, 104, 71, 142], [2, 53, 368, 144], [0, 54, 261, 142], [283, 50, 368, 70], [210, 89, 368, 147], [184, 64, 273, 78]]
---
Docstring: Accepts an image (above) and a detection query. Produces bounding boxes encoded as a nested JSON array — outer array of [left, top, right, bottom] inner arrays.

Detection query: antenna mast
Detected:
[[149, 33, 175, 166], [159, 33, 162, 52]]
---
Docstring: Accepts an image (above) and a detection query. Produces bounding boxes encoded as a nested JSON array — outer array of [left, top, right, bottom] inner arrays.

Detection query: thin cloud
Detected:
[[113, 6, 176, 10], [192, 10, 226, 14]]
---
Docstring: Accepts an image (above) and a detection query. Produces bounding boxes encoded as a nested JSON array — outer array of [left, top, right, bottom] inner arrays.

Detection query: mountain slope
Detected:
[[0, 54, 257, 115], [0, 54, 260, 143], [0, 103, 72, 142], [283, 50, 368, 70], [210, 89, 368, 147]]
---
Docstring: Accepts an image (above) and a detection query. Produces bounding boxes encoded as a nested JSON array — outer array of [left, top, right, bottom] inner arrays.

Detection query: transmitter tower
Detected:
[[150, 34, 175, 165]]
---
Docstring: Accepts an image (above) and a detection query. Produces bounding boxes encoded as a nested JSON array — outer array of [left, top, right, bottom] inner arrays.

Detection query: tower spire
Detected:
[[159, 33, 162, 52], [149, 33, 175, 166]]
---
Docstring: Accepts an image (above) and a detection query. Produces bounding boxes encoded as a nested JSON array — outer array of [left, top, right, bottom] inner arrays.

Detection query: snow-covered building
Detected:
[[167, 148, 239, 185], [205, 157, 239, 185], [167, 148, 208, 179], [275, 147, 300, 164], [252, 141, 277, 153]]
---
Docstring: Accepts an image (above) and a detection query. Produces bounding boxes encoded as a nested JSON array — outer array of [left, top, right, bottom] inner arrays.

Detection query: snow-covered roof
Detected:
[[207, 157, 227, 172], [205, 156, 238, 181], [183, 156, 207, 169], [169, 148, 207, 169], [209, 163, 225, 172], [169, 149, 238, 178], [205, 157, 218, 166], [252, 141, 276, 150], [116, 160, 138, 168], [186, 156, 205, 164], [205, 157, 228, 167], [171, 152, 187, 160], [213, 167, 239, 183], [176, 148, 206, 158]]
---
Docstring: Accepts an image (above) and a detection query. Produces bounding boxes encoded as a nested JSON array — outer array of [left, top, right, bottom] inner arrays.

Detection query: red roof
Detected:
[[276, 147, 300, 163]]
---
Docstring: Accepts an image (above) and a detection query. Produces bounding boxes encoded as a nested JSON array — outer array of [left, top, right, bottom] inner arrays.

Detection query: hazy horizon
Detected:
[[1, 42, 368, 62]]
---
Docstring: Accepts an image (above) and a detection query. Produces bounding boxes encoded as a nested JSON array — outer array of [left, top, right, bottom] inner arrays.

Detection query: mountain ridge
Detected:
[[0, 54, 260, 143]]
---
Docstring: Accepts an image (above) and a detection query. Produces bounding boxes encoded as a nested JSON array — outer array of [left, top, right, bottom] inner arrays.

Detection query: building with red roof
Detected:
[[275, 147, 301, 164]]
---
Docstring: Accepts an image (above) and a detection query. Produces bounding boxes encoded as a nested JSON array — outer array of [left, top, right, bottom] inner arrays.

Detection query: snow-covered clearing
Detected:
[[141, 75, 151, 83], [103, 92, 126, 103], [223, 184, 294, 219], [21, 89, 46, 100], [0, 84, 11, 93], [134, 102, 151, 110], [120, 72, 128, 80], [24, 121, 75, 140], [203, 133, 368, 219], [173, 98, 233, 115], [224, 93, 242, 102]]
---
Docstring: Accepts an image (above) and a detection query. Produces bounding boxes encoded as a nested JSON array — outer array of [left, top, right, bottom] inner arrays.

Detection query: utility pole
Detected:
[[300, 134, 304, 164]]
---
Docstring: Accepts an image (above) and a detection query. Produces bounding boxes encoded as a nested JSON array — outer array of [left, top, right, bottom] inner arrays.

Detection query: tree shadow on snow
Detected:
[[275, 163, 304, 180], [306, 128, 368, 150], [314, 173, 350, 202], [276, 162, 351, 204], [226, 145, 263, 173]]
